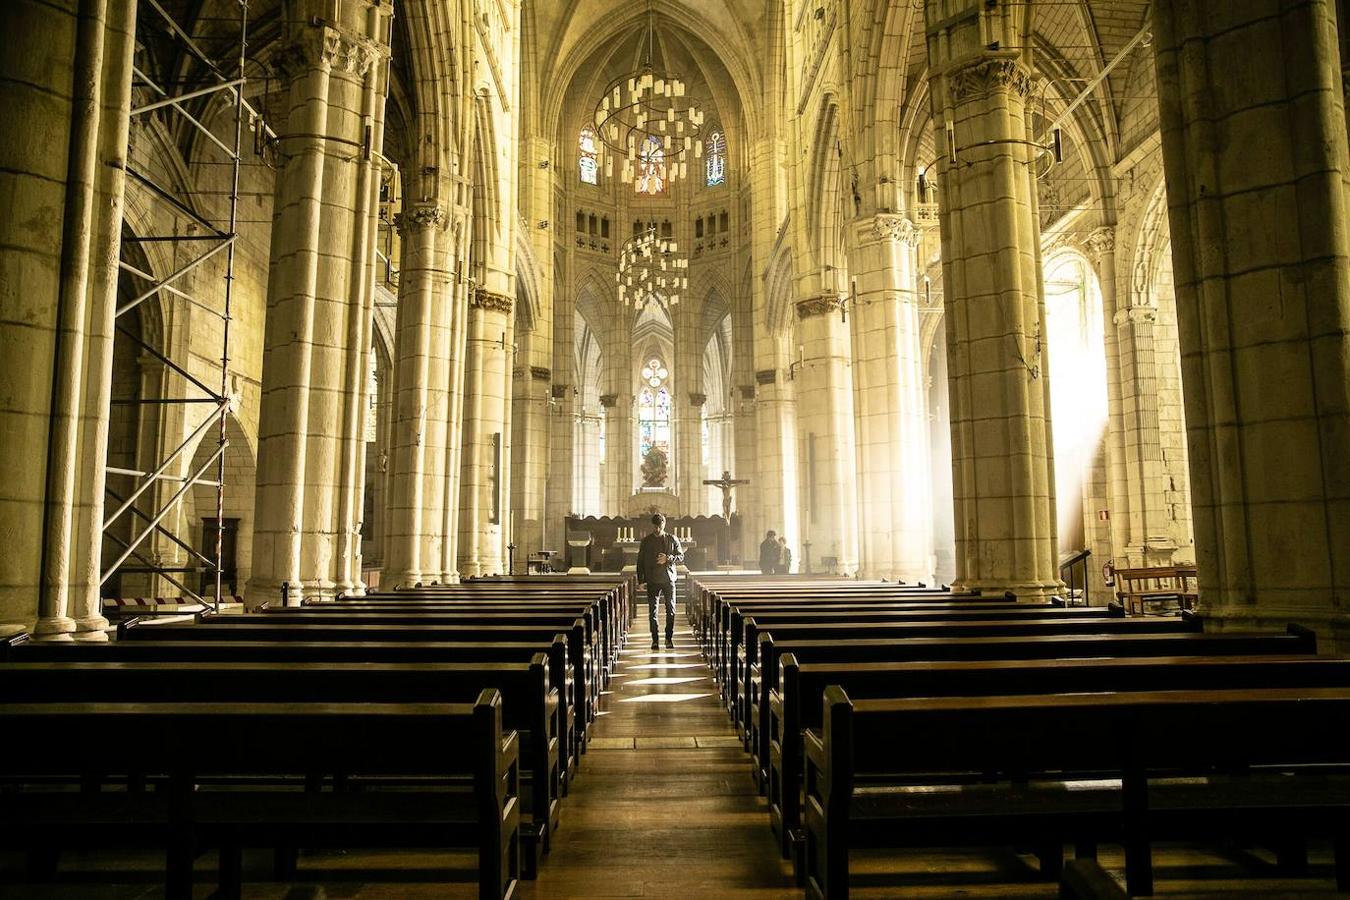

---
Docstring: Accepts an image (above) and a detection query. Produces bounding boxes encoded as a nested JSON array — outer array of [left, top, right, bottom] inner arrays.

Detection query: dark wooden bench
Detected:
[[0, 658, 559, 870], [722, 605, 1119, 717], [751, 627, 1319, 807], [772, 652, 1346, 862], [735, 616, 1198, 742], [118, 618, 598, 749], [802, 685, 1350, 898], [0, 693, 519, 900], [2, 635, 581, 783]]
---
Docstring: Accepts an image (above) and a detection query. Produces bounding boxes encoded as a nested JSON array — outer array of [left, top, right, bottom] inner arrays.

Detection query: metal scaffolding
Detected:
[[100, 0, 272, 612]]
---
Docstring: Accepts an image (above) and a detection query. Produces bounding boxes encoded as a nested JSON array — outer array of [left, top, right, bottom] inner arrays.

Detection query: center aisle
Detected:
[[519, 618, 799, 899]]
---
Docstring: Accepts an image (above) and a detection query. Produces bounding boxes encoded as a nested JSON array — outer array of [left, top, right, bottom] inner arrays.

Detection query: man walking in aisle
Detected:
[[636, 513, 684, 650]]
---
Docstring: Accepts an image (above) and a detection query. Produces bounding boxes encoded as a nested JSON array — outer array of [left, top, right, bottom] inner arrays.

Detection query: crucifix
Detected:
[[703, 469, 749, 522]]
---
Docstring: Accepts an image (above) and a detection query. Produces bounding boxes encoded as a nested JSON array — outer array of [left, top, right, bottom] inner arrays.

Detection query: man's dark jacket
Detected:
[[636, 531, 684, 585]]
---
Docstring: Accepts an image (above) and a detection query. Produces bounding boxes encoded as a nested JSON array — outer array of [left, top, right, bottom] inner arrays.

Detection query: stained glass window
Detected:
[[637, 357, 671, 488], [579, 125, 598, 185], [636, 135, 666, 195], [706, 130, 726, 186]]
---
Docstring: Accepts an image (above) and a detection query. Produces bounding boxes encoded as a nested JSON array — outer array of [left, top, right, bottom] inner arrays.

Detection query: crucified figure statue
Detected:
[[703, 469, 749, 522]]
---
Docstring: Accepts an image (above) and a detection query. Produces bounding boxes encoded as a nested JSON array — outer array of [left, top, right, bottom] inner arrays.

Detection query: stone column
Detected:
[[458, 289, 514, 576], [0, 0, 136, 636], [383, 204, 450, 588], [924, 10, 1062, 600], [754, 370, 800, 568], [1097, 222, 1174, 567], [793, 294, 861, 575], [1153, 0, 1350, 637], [679, 393, 706, 515], [510, 362, 551, 561], [848, 214, 934, 582], [248, 1, 391, 606], [600, 392, 632, 513]]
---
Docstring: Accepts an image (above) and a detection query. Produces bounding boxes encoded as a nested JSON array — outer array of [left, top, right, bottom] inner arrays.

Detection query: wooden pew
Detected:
[[735, 616, 1198, 742], [802, 685, 1350, 899], [3, 636, 581, 784], [0, 693, 519, 900], [0, 658, 560, 870], [751, 627, 1319, 808], [772, 652, 1348, 861], [117, 618, 599, 751]]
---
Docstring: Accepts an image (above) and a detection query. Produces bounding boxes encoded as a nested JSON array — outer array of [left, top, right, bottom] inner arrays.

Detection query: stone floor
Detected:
[[1, 618, 1346, 897]]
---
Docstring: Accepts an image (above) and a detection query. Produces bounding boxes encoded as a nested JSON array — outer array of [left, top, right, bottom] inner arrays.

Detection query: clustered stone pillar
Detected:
[[925, 6, 1062, 600], [383, 203, 465, 588], [1094, 225, 1176, 567], [600, 391, 632, 514], [248, 0, 391, 606], [793, 292, 861, 575], [0, 0, 137, 637], [848, 214, 933, 582], [1152, 0, 1350, 638], [458, 287, 514, 577]]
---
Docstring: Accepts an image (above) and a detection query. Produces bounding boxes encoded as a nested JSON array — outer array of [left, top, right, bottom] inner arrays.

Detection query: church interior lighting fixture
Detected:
[[591, 1, 705, 186], [617, 225, 689, 308]]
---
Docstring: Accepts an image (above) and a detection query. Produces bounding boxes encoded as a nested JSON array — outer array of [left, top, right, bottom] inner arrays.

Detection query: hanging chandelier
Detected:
[[592, 1, 705, 186], [617, 226, 688, 308]]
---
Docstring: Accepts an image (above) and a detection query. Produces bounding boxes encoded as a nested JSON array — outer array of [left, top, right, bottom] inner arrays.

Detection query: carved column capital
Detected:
[[530, 366, 551, 382], [796, 293, 844, 320], [1086, 226, 1116, 261], [872, 213, 921, 247], [470, 289, 514, 315], [394, 204, 448, 234], [1113, 305, 1157, 328], [598, 394, 617, 409], [947, 57, 1035, 102], [274, 23, 388, 80], [688, 393, 707, 407], [754, 369, 777, 385]]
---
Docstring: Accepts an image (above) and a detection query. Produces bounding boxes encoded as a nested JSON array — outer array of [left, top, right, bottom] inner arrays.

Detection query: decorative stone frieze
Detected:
[[598, 394, 617, 408], [754, 369, 777, 385], [469, 289, 514, 314], [948, 57, 1035, 102], [551, 384, 569, 399], [1113, 305, 1157, 328], [530, 366, 551, 381]]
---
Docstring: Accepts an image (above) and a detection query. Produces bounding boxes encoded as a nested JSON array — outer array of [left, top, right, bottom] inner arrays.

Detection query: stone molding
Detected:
[[796, 293, 844, 320], [530, 366, 551, 382], [754, 369, 777, 385], [872, 213, 921, 247], [948, 57, 1035, 102], [470, 288, 514, 315], [274, 23, 388, 80], [394, 204, 447, 234], [688, 393, 707, 407], [598, 394, 617, 408]]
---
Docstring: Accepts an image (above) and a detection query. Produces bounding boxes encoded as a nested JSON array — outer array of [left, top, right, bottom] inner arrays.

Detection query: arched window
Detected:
[[705, 130, 726, 186], [637, 357, 671, 488], [635, 135, 666, 195], [579, 125, 599, 185]]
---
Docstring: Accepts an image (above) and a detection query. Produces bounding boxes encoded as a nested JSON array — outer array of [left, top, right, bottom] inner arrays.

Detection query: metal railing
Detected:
[[1059, 548, 1093, 607]]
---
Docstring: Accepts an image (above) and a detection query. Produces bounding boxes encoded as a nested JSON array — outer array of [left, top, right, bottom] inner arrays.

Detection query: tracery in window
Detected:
[[635, 135, 666, 195], [705, 130, 726, 186], [637, 357, 671, 488], [579, 125, 599, 185]]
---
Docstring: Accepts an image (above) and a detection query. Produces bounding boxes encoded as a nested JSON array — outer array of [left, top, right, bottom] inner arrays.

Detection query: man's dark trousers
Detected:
[[647, 580, 675, 645]]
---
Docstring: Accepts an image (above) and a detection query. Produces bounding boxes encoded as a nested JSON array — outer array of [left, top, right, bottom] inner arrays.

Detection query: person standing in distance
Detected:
[[759, 530, 779, 574], [636, 513, 684, 650]]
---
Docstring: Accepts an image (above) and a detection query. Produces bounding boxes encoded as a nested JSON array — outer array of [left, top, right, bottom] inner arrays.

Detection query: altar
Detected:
[[562, 514, 738, 572]]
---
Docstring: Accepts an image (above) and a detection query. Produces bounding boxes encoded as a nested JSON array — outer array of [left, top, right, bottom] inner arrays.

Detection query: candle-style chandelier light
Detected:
[[591, 1, 705, 186], [617, 225, 689, 308]]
